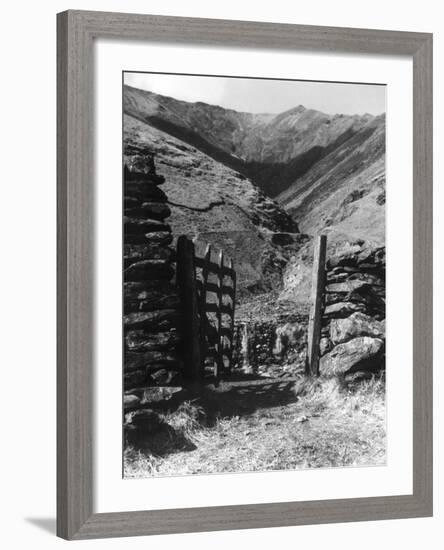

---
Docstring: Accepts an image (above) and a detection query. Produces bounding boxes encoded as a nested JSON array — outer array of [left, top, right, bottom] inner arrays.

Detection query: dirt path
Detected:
[[124, 375, 386, 478]]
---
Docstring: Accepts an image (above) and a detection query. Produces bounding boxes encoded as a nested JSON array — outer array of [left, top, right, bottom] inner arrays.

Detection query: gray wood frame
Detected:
[[57, 9, 433, 540]]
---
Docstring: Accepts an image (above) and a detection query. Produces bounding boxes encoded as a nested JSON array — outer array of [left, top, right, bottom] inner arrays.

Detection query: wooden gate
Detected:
[[176, 235, 236, 381]]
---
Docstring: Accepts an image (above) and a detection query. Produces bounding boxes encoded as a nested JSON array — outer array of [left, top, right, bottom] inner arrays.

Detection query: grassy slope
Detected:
[[124, 113, 299, 295], [278, 115, 385, 244], [124, 85, 375, 198], [124, 376, 385, 477]]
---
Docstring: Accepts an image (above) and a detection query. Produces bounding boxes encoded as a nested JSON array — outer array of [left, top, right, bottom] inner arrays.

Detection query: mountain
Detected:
[[123, 84, 385, 305], [278, 114, 385, 243], [124, 114, 300, 296], [124, 84, 376, 198]]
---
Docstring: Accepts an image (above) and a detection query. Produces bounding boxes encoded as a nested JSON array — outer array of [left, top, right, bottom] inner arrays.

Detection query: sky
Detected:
[[124, 72, 385, 116]]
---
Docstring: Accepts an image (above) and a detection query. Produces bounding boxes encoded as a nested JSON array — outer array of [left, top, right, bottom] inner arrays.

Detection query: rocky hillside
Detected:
[[124, 84, 377, 198], [279, 114, 385, 306], [278, 114, 385, 242], [124, 114, 300, 296], [123, 83, 386, 381], [124, 84, 385, 307]]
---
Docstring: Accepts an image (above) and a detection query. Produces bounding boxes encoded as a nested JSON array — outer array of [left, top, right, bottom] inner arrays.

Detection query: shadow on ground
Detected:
[[25, 518, 56, 535], [146, 374, 301, 427], [126, 419, 198, 456], [194, 377, 300, 425]]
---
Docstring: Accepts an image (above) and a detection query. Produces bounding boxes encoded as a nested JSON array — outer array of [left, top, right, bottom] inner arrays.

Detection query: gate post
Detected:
[[306, 234, 327, 376], [176, 236, 202, 381], [215, 249, 224, 378]]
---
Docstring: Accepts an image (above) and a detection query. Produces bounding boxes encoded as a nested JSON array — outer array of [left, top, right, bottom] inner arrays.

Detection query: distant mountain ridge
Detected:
[[123, 84, 385, 301], [124, 84, 381, 198]]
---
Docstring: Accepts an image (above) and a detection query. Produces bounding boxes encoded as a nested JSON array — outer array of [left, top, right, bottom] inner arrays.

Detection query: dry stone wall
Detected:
[[231, 242, 386, 381], [232, 306, 309, 378], [123, 156, 184, 419], [319, 244, 386, 379], [121, 154, 386, 421]]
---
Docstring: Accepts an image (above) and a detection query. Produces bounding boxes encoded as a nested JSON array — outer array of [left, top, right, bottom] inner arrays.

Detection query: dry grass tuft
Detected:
[[124, 374, 386, 478]]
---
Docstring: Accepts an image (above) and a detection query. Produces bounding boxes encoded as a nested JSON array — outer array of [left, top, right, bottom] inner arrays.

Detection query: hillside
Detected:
[[123, 84, 387, 477], [124, 114, 300, 296], [277, 114, 385, 304], [278, 114, 385, 243], [123, 84, 385, 306], [124, 84, 376, 198]]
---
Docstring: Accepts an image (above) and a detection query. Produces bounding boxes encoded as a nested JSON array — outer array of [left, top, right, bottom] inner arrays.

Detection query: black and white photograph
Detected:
[[122, 72, 386, 478]]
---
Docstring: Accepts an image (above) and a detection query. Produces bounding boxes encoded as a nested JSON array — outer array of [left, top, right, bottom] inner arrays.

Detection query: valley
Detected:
[[123, 84, 385, 306], [122, 81, 387, 477]]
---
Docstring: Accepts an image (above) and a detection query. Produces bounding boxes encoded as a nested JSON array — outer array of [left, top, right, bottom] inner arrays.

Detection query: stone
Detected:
[[124, 369, 148, 390], [126, 329, 182, 352], [147, 368, 184, 386], [166, 370, 184, 386], [149, 368, 171, 385], [346, 272, 385, 287], [128, 231, 174, 246], [324, 301, 366, 318], [124, 281, 176, 301], [123, 309, 181, 331], [124, 185, 168, 202], [325, 285, 385, 317], [125, 409, 165, 434], [146, 361, 185, 373], [124, 289, 179, 314], [325, 291, 367, 307], [123, 394, 141, 410], [124, 196, 140, 208], [327, 244, 385, 271], [125, 350, 183, 373], [330, 266, 359, 274], [124, 217, 171, 235], [124, 155, 165, 182], [124, 259, 174, 282], [272, 322, 306, 357], [124, 243, 174, 267], [326, 272, 350, 284], [320, 336, 384, 376], [125, 202, 171, 221], [140, 386, 184, 403], [330, 312, 385, 345], [139, 293, 180, 313], [326, 280, 370, 294], [125, 176, 165, 194], [126, 294, 180, 314], [319, 337, 332, 356]]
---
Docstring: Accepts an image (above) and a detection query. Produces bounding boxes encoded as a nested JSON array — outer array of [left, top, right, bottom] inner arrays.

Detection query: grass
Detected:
[[124, 374, 386, 478]]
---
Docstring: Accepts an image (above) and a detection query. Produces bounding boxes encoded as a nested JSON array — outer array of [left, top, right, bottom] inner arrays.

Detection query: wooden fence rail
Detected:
[[176, 236, 236, 381]]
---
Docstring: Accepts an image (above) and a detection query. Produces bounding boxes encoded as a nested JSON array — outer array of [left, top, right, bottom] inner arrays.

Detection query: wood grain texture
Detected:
[[307, 235, 327, 376], [176, 235, 202, 379], [412, 34, 433, 514], [57, 9, 433, 539], [57, 10, 94, 539]]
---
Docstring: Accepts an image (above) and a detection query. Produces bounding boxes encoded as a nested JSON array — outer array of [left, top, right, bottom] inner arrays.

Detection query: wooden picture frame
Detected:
[[57, 9, 433, 540]]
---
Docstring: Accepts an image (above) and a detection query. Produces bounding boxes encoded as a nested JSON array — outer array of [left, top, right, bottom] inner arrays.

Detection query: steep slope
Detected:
[[124, 114, 300, 296], [123, 84, 386, 309], [124, 85, 375, 198], [278, 115, 385, 305], [278, 114, 385, 244]]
